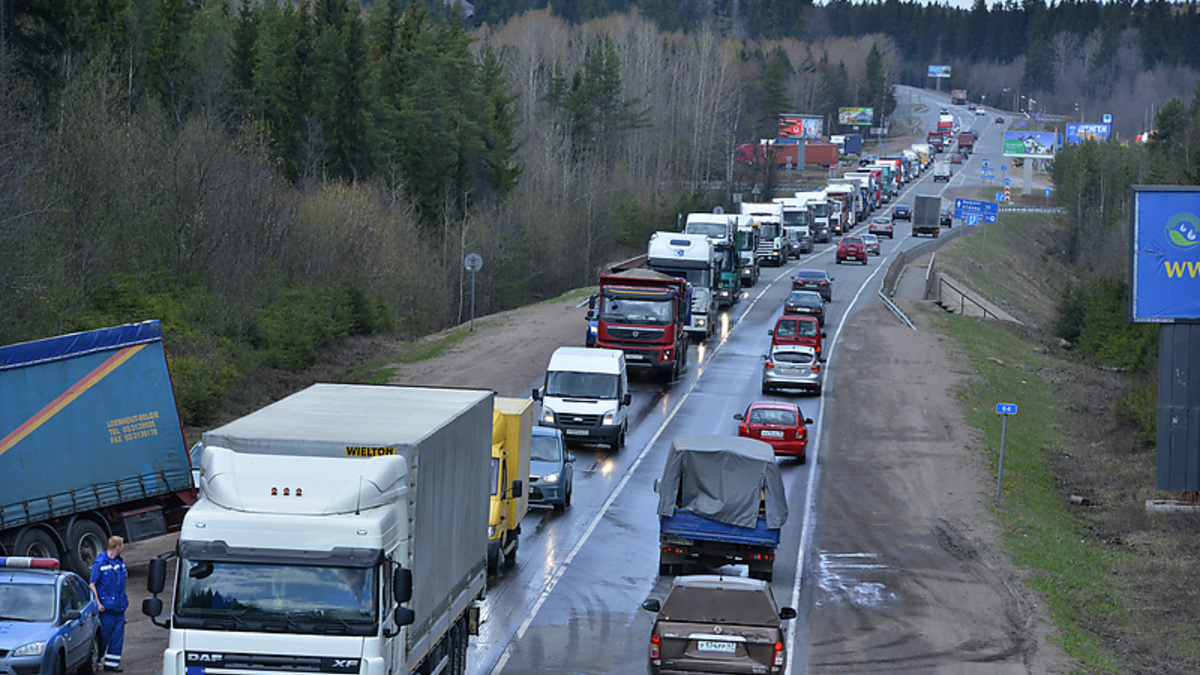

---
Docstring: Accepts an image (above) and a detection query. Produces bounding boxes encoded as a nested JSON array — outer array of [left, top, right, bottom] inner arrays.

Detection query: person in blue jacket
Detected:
[[89, 536, 128, 672]]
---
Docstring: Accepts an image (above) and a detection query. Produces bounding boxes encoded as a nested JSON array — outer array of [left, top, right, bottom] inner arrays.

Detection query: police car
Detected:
[[0, 558, 102, 675]]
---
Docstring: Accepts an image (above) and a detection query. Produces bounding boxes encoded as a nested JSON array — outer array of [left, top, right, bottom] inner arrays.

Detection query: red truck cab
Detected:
[[595, 269, 690, 383]]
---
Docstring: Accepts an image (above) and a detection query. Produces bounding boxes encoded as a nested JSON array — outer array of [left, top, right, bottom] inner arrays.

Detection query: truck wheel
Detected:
[[65, 519, 107, 578], [487, 547, 501, 576], [14, 527, 60, 560]]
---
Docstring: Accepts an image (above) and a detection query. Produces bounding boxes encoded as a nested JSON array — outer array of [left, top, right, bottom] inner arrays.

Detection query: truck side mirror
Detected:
[[585, 309, 595, 320], [622, 393, 631, 406], [779, 607, 798, 620], [142, 597, 162, 619], [567, 453, 576, 463], [393, 567, 413, 604], [531, 388, 542, 401], [511, 480, 523, 498], [147, 557, 166, 594], [642, 599, 661, 612], [394, 606, 415, 627], [652, 478, 660, 493]]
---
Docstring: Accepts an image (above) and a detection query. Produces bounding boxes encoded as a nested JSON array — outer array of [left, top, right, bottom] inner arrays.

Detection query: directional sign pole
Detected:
[[995, 403, 1018, 506], [464, 253, 483, 331]]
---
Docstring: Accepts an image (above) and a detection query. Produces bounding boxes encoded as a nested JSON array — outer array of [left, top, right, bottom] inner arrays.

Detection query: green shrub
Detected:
[[1074, 277, 1157, 372], [171, 354, 238, 426], [1114, 381, 1158, 447], [1054, 283, 1086, 343]]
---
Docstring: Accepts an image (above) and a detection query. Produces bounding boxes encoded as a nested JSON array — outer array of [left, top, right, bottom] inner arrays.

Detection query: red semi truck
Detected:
[[927, 132, 944, 152], [595, 269, 691, 383], [957, 131, 977, 155]]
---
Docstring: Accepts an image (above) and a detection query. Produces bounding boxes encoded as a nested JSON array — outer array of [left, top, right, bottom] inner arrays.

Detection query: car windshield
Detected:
[[842, 238, 863, 245], [661, 586, 779, 625], [545, 370, 619, 399], [796, 270, 825, 281], [0, 582, 55, 621], [748, 407, 797, 426], [175, 559, 377, 632], [530, 434, 563, 462], [600, 297, 673, 325], [772, 350, 814, 364]]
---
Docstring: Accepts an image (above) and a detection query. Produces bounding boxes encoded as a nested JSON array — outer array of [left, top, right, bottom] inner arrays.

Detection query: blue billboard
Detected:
[[1066, 123, 1112, 145], [1130, 187, 1200, 322], [928, 65, 951, 78]]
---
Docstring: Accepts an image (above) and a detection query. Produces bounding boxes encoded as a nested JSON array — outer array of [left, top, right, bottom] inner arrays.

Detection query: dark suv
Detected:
[[792, 269, 833, 301], [892, 204, 912, 220], [643, 575, 797, 675], [836, 236, 868, 265]]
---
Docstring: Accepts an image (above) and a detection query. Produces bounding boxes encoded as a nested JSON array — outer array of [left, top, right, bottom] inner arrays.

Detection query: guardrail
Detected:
[[878, 290, 916, 330], [997, 205, 1066, 214], [881, 224, 972, 298], [935, 275, 998, 320]]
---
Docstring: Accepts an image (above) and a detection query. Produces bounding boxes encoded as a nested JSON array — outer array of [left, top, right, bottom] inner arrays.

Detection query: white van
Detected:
[[533, 347, 630, 450]]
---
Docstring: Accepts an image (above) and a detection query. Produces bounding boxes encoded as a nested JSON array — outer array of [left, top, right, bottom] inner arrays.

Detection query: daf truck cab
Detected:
[[684, 213, 741, 308], [534, 347, 630, 450]]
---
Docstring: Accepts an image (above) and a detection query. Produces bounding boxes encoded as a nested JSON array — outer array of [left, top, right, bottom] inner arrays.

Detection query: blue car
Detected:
[[528, 427, 575, 511], [0, 557, 102, 675]]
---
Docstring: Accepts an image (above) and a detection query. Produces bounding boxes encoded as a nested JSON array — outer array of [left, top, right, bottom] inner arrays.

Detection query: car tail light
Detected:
[[797, 426, 807, 441], [765, 359, 775, 369], [650, 634, 661, 661], [773, 641, 785, 667], [739, 425, 749, 436], [811, 363, 820, 372]]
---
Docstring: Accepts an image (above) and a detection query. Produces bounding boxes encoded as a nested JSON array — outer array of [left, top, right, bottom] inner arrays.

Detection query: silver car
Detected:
[[761, 344, 822, 395], [861, 233, 881, 255]]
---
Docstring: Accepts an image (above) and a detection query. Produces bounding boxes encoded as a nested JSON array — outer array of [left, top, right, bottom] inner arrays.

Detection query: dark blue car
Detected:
[[0, 557, 102, 675], [528, 427, 574, 511]]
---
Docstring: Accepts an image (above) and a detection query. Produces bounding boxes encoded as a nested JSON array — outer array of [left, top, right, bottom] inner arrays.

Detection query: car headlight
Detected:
[[542, 409, 555, 424], [542, 472, 560, 484], [602, 411, 615, 426], [12, 641, 46, 657]]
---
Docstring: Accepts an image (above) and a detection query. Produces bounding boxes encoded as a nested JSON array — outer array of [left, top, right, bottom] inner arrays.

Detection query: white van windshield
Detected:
[[546, 371, 619, 399]]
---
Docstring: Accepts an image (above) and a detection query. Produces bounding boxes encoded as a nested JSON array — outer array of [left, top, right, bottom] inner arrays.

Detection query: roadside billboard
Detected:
[[1002, 132, 1058, 158], [928, 65, 951, 78], [1065, 123, 1112, 145], [1129, 186, 1200, 322], [838, 107, 874, 126], [779, 114, 822, 140]]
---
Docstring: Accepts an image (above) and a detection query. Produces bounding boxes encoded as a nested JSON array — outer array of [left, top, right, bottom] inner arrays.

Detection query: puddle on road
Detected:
[[815, 551, 899, 608]]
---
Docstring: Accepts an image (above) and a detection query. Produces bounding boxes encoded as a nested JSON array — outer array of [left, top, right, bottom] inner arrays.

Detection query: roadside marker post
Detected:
[[464, 253, 483, 331], [995, 403, 1018, 505]]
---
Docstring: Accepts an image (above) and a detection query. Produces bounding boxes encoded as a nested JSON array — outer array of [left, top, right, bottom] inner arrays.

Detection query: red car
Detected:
[[735, 401, 814, 462], [836, 236, 867, 265], [769, 314, 825, 358], [950, 152, 964, 164]]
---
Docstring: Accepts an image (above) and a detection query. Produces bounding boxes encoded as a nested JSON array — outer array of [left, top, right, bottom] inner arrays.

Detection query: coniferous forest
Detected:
[[2, 0, 1199, 423]]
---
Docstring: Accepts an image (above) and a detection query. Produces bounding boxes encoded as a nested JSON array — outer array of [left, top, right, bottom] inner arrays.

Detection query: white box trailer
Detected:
[[144, 384, 492, 675]]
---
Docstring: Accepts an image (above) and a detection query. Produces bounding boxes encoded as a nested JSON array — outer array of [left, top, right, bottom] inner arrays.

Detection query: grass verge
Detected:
[[344, 329, 473, 384], [931, 309, 1130, 671]]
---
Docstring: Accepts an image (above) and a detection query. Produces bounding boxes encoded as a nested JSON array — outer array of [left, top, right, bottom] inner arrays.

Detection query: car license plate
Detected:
[[564, 429, 588, 436], [761, 429, 784, 438], [697, 640, 736, 654]]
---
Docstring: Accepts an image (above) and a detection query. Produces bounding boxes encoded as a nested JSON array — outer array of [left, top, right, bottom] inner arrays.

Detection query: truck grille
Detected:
[[184, 652, 360, 674], [606, 327, 664, 341], [560, 413, 601, 427]]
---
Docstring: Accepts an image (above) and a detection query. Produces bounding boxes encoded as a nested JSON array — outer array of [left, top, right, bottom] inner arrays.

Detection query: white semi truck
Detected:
[[739, 202, 787, 266], [143, 384, 492, 675], [794, 191, 833, 242], [647, 231, 721, 340]]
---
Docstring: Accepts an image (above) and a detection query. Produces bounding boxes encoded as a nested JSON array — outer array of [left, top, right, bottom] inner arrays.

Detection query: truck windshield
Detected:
[[810, 203, 829, 218], [601, 297, 673, 325], [782, 210, 810, 227], [737, 231, 755, 251], [545, 371, 619, 399], [648, 265, 711, 289], [759, 223, 781, 239], [685, 222, 726, 238], [175, 558, 378, 635]]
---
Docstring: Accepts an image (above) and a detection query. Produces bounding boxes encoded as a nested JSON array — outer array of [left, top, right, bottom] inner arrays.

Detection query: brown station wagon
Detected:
[[642, 575, 797, 674]]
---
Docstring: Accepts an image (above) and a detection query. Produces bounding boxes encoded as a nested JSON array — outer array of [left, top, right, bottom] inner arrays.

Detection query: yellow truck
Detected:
[[488, 397, 532, 575]]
